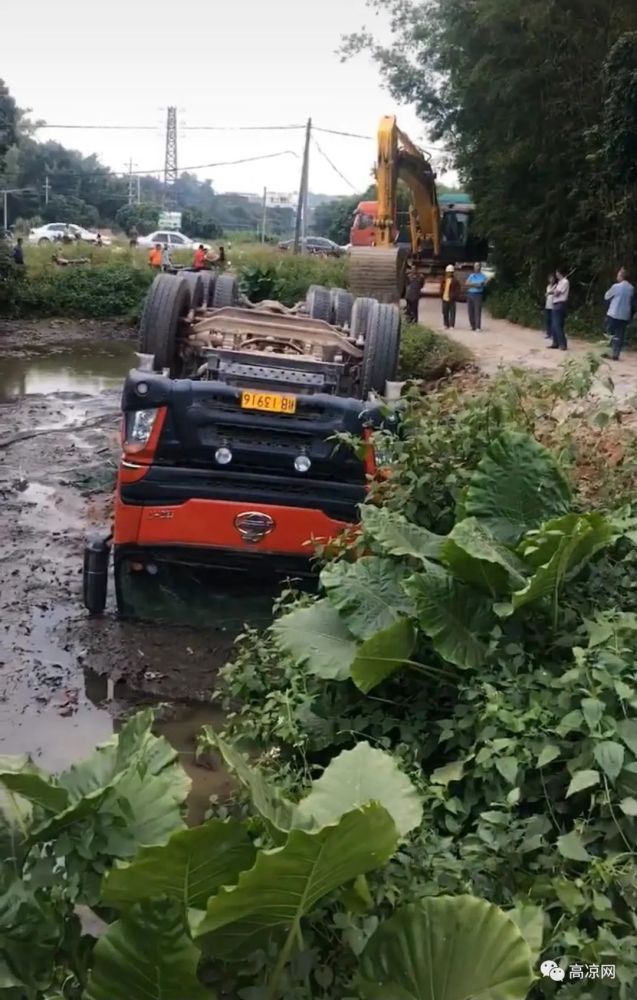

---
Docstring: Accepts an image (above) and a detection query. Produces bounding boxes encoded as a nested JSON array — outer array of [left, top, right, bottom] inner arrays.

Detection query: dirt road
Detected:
[[419, 297, 637, 399], [0, 320, 250, 810]]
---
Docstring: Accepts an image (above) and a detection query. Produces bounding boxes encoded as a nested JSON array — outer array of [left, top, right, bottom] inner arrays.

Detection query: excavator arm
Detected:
[[375, 115, 441, 256], [349, 116, 441, 303]]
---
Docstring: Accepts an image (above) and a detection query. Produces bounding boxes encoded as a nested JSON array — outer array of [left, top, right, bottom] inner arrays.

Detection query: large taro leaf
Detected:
[[0, 766, 69, 814], [29, 710, 189, 853], [295, 742, 423, 836], [0, 755, 37, 863], [272, 599, 356, 681], [85, 899, 213, 1000], [351, 619, 416, 693], [360, 505, 445, 563], [102, 819, 255, 911], [320, 556, 415, 640], [0, 875, 63, 995], [213, 735, 298, 836], [443, 518, 528, 596], [513, 513, 614, 612], [405, 566, 495, 669], [461, 430, 572, 544], [193, 804, 397, 959], [359, 897, 534, 1000]]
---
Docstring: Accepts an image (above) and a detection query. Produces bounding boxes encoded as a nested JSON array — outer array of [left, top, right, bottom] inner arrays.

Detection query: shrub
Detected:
[[488, 280, 613, 340], [398, 323, 473, 381], [12, 262, 154, 320]]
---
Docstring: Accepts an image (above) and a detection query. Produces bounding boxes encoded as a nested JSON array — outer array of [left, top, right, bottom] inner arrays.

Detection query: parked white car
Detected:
[[136, 230, 210, 251], [28, 223, 111, 246]]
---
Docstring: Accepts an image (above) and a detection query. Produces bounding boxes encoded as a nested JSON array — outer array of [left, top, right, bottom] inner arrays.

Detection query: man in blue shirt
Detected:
[[604, 267, 635, 361], [465, 262, 488, 331]]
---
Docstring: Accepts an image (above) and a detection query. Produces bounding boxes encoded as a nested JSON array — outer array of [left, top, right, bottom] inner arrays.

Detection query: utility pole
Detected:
[[44, 175, 50, 205], [2, 190, 7, 233], [260, 187, 268, 244], [136, 174, 141, 204], [293, 117, 311, 254], [163, 106, 178, 205], [127, 158, 134, 205]]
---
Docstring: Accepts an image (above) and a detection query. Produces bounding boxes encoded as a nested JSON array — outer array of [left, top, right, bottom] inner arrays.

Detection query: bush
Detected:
[[10, 262, 154, 320], [488, 280, 612, 340], [398, 323, 473, 381], [234, 247, 348, 306]]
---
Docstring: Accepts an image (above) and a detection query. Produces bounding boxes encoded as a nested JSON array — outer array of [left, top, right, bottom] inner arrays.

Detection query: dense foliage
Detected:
[[217, 360, 637, 999], [343, 1, 637, 307], [0, 711, 535, 998]]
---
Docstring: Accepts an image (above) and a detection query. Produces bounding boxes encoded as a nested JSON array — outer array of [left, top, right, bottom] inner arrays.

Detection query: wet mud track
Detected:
[[0, 321, 255, 807]]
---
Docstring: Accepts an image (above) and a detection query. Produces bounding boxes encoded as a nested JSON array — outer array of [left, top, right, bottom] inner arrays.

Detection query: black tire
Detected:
[[182, 271, 204, 309], [139, 273, 191, 374], [199, 271, 216, 307], [332, 288, 354, 327], [38, 237, 50, 245], [307, 285, 332, 322], [359, 302, 402, 399], [350, 296, 376, 342], [213, 274, 239, 308]]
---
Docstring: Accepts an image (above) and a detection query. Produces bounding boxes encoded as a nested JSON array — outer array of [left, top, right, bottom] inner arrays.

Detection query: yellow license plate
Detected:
[[240, 390, 297, 414]]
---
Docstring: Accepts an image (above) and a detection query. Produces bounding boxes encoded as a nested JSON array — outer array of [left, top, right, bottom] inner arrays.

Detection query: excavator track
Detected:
[[348, 247, 409, 305]]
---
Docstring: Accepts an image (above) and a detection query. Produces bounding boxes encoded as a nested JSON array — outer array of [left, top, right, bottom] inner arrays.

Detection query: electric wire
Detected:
[[311, 138, 358, 191]]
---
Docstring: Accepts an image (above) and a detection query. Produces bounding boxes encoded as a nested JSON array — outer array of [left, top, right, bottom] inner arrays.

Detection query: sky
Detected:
[[3, 0, 450, 198]]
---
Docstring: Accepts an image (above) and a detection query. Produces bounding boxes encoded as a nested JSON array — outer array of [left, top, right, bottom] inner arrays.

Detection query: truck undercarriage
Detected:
[[83, 272, 402, 618]]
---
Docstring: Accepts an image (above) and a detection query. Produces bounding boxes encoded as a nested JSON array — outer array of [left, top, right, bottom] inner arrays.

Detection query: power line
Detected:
[[313, 125, 373, 140], [36, 123, 306, 132], [37, 150, 300, 180], [311, 138, 358, 191]]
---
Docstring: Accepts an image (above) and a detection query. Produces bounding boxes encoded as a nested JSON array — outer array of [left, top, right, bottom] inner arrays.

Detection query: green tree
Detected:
[[344, 0, 637, 295], [115, 202, 160, 236]]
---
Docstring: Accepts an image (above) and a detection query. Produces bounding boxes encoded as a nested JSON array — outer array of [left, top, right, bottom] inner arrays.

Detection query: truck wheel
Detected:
[[350, 296, 376, 342], [359, 302, 402, 399], [307, 285, 332, 321], [199, 271, 216, 307], [213, 274, 240, 307], [139, 273, 191, 374], [331, 288, 354, 327], [182, 271, 204, 309]]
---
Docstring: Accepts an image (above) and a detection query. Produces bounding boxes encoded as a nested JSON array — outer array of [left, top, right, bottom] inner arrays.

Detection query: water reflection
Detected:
[[0, 342, 135, 401]]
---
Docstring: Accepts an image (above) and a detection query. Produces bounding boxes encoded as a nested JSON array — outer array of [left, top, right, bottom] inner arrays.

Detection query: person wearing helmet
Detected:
[[440, 264, 460, 329]]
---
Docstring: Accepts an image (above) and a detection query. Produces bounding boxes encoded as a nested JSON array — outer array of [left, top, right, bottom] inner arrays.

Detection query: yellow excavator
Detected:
[[349, 115, 488, 303]]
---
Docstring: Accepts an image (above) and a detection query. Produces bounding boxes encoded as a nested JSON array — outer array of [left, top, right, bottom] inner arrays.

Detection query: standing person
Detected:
[[193, 244, 206, 270], [465, 262, 488, 331], [603, 267, 635, 361], [550, 267, 570, 350], [440, 265, 460, 329], [544, 272, 556, 339], [129, 226, 138, 248], [148, 243, 162, 269], [161, 244, 172, 272], [405, 269, 424, 323], [12, 237, 24, 266]]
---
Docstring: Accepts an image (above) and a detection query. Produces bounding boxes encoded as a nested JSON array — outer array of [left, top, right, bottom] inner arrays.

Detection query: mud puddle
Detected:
[[0, 340, 135, 402], [0, 325, 278, 814]]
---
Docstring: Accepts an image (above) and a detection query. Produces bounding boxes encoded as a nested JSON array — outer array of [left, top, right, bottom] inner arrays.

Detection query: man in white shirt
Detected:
[[550, 268, 570, 351]]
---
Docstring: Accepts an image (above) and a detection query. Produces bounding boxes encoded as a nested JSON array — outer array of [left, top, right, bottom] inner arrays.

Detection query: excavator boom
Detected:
[[350, 115, 477, 303]]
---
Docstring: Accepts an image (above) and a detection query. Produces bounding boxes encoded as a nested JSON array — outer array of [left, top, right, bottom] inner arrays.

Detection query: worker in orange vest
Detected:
[[193, 244, 206, 270], [148, 244, 162, 269]]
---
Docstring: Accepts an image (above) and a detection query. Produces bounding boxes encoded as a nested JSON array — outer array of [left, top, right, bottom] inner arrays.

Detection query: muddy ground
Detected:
[[0, 320, 250, 817]]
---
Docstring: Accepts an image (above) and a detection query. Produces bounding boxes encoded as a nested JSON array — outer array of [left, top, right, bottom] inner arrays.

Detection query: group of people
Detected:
[[545, 267, 635, 360], [404, 261, 489, 331], [148, 243, 226, 272]]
